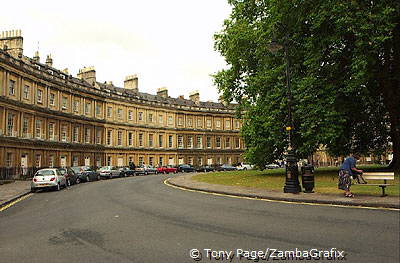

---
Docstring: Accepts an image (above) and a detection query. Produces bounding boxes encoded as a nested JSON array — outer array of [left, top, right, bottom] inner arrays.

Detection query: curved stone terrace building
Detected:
[[0, 30, 244, 179]]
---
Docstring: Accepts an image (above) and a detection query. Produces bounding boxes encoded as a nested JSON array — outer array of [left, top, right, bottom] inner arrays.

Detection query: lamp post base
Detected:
[[284, 178, 301, 193], [283, 149, 301, 193]]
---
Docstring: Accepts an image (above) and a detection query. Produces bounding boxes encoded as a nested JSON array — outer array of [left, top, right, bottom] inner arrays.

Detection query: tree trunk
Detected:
[[386, 21, 400, 175], [388, 117, 399, 175]]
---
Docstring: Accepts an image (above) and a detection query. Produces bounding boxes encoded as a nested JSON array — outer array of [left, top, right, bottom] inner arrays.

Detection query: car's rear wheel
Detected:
[[76, 177, 81, 184], [66, 179, 71, 187], [31, 187, 36, 193], [56, 183, 61, 191], [86, 175, 90, 182], [97, 174, 101, 181]]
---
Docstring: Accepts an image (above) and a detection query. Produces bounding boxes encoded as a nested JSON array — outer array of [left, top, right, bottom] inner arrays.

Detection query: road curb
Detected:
[[0, 190, 32, 210], [166, 178, 400, 210]]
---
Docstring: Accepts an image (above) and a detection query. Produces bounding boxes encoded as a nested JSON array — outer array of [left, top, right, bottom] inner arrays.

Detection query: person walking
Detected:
[[338, 154, 364, 197], [129, 161, 136, 170]]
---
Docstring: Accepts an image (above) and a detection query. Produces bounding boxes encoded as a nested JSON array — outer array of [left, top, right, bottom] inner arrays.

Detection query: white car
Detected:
[[236, 163, 254, 170], [265, 164, 280, 169], [31, 168, 67, 192], [98, 166, 120, 179]]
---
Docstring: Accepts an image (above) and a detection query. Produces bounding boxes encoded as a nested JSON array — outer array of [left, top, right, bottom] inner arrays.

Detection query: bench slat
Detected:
[[354, 184, 393, 186], [362, 175, 394, 180], [362, 172, 394, 176]]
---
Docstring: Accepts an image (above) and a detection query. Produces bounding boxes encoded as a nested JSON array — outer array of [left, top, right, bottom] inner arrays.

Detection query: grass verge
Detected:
[[192, 166, 399, 197]]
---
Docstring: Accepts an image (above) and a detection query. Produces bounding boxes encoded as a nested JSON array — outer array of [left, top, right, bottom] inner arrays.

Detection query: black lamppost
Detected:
[[269, 35, 301, 194]]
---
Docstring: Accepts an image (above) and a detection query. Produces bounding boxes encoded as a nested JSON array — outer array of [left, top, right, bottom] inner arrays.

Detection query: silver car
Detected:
[[98, 166, 120, 179], [136, 165, 158, 175], [31, 168, 67, 192]]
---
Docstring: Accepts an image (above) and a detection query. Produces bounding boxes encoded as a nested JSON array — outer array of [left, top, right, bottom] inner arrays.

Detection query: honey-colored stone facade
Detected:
[[0, 31, 244, 177]]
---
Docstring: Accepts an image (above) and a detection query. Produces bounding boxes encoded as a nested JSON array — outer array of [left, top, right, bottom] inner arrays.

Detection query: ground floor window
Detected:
[[117, 157, 124, 167], [96, 157, 102, 167], [138, 157, 144, 166], [107, 156, 112, 166], [6, 153, 13, 167], [73, 156, 79, 166], [35, 154, 41, 168], [49, 155, 54, 167], [60, 156, 67, 168]]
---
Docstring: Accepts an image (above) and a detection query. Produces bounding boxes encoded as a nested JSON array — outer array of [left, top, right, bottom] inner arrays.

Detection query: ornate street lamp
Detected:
[[269, 36, 301, 194]]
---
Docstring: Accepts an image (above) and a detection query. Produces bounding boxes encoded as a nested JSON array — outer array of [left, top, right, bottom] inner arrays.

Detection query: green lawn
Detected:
[[192, 166, 399, 197]]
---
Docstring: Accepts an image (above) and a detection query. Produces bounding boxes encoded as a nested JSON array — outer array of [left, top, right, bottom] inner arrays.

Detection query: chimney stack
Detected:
[[0, 29, 24, 58], [33, 51, 40, 62], [45, 54, 53, 67], [189, 90, 200, 104], [157, 87, 168, 98], [178, 95, 184, 100], [124, 75, 138, 91], [77, 66, 96, 86]]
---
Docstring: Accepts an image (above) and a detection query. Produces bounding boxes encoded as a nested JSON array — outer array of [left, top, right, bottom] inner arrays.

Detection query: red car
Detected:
[[156, 166, 178, 174]]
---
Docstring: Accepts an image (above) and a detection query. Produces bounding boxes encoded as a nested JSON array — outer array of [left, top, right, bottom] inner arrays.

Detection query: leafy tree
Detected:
[[214, 0, 399, 173]]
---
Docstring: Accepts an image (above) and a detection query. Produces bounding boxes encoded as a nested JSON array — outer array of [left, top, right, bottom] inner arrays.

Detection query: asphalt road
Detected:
[[0, 174, 399, 263]]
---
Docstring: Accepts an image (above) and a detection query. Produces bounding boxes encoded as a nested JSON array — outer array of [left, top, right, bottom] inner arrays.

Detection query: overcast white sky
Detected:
[[1, 0, 232, 102]]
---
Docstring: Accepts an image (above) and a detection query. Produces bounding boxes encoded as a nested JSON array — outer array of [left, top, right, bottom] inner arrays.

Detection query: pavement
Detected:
[[0, 180, 31, 208], [1, 174, 399, 210], [167, 173, 400, 209]]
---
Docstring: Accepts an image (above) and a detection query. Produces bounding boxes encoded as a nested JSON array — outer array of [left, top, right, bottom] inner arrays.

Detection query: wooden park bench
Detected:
[[354, 172, 395, 197]]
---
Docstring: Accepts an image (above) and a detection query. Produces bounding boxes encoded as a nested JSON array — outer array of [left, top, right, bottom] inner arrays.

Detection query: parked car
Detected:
[[236, 163, 254, 170], [71, 166, 100, 182], [58, 167, 79, 186], [157, 166, 178, 174], [265, 164, 280, 169], [31, 168, 67, 192], [134, 166, 145, 175], [217, 164, 237, 171], [98, 166, 120, 179], [195, 165, 215, 172], [177, 164, 195, 173], [118, 167, 136, 177], [136, 165, 158, 175]]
